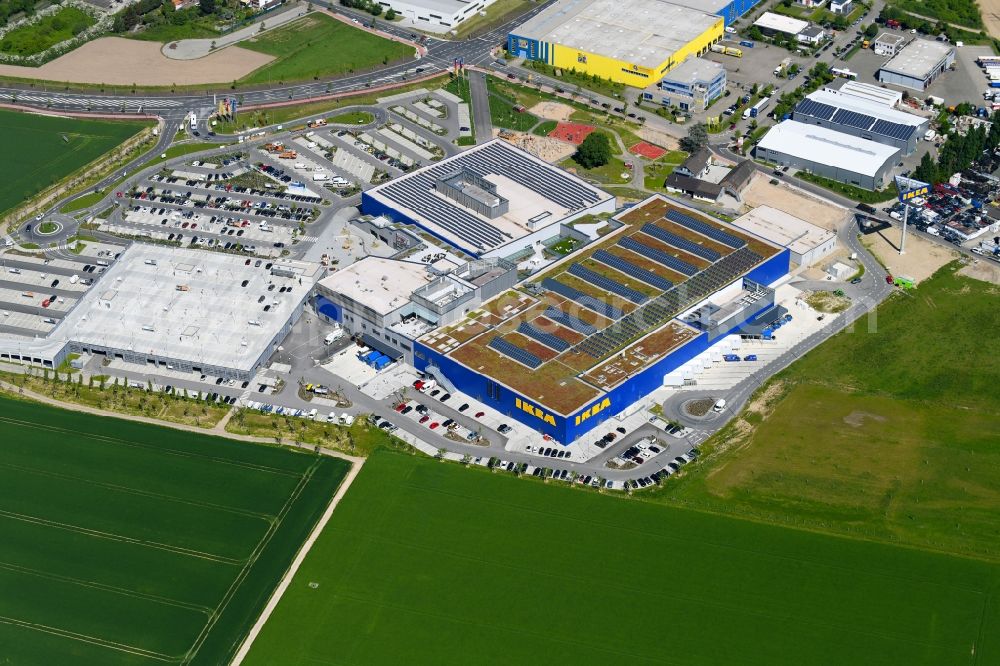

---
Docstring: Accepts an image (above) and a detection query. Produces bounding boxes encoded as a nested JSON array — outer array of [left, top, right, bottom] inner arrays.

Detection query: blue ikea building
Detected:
[[665, 0, 762, 26], [412, 196, 791, 445]]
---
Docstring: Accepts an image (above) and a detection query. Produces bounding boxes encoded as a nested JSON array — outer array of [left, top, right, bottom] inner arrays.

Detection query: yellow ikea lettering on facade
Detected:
[[515, 397, 557, 426], [574, 398, 611, 426]]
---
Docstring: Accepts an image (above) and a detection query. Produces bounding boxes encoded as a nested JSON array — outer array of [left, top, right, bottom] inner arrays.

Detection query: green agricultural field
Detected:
[[653, 262, 1000, 561], [0, 109, 148, 217], [0, 394, 349, 665], [238, 13, 413, 85], [245, 449, 1000, 665]]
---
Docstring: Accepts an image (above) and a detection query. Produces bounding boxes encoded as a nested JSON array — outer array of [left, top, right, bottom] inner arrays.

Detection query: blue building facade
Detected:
[[507, 34, 549, 63], [643, 58, 727, 112], [715, 0, 762, 26], [414, 247, 790, 444]]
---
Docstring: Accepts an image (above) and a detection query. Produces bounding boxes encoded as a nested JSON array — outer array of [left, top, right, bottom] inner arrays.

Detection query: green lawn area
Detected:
[[795, 171, 899, 203], [0, 393, 349, 666], [61, 187, 112, 214], [449, 0, 533, 38], [531, 119, 557, 136], [0, 109, 148, 218], [237, 13, 413, 85], [560, 153, 632, 185], [521, 59, 625, 100], [149, 141, 227, 167], [642, 151, 687, 190], [212, 75, 446, 135], [649, 262, 1000, 562], [36, 221, 58, 234], [0, 6, 95, 57], [328, 110, 374, 125], [486, 76, 539, 132], [244, 448, 1000, 665]]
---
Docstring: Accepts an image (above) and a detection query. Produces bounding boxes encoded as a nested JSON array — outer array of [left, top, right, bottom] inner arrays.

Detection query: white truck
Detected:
[[324, 328, 345, 345], [312, 173, 328, 182], [713, 398, 727, 412]]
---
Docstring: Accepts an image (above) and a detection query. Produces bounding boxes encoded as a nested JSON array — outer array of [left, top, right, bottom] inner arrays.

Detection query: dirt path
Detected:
[[0, 37, 273, 86], [230, 454, 365, 665], [980, 0, 1000, 39]]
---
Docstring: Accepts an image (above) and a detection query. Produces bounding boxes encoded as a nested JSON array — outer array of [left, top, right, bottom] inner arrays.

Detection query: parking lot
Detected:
[[0, 254, 101, 336]]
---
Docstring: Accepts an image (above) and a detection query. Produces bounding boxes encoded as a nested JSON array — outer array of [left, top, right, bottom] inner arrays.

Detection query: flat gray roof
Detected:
[[57, 245, 319, 372], [649, 56, 724, 89], [512, 0, 720, 69], [758, 121, 898, 177], [881, 38, 954, 79]]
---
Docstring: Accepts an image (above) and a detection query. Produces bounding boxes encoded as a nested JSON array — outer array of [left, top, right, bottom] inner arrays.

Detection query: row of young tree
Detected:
[[913, 109, 1000, 184], [339, 0, 396, 19]]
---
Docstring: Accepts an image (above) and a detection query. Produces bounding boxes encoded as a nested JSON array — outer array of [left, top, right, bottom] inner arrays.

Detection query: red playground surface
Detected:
[[548, 122, 596, 145], [629, 141, 668, 160]]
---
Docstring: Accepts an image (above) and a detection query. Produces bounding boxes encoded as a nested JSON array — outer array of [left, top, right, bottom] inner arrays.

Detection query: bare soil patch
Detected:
[[496, 130, 575, 162], [959, 259, 1000, 286], [636, 126, 680, 151], [529, 101, 574, 121], [861, 226, 959, 283], [741, 173, 849, 232], [0, 36, 273, 86], [843, 410, 886, 428], [981, 0, 1000, 39]]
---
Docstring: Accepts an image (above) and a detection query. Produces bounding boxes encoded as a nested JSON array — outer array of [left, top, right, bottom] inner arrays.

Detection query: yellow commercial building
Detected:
[[507, 0, 724, 87]]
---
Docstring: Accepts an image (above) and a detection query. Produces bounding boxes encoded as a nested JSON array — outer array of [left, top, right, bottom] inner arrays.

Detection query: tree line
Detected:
[[913, 110, 1000, 184]]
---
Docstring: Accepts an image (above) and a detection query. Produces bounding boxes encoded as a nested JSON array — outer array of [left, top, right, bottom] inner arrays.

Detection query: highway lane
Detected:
[[0, 1, 551, 115]]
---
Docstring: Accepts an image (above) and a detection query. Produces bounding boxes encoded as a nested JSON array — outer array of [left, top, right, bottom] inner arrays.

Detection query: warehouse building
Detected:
[[372, 0, 497, 32], [0, 245, 319, 380], [507, 0, 723, 87], [792, 89, 928, 154], [878, 38, 955, 91], [413, 195, 791, 444], [835, 80, 902, 108], [315, 255, 517, 363], [756, 121, 899, 190], [731, 205, 836, 266], [641, 57, 726, 112], [753, 12, 808, 38], [361, 139, 615, 258]]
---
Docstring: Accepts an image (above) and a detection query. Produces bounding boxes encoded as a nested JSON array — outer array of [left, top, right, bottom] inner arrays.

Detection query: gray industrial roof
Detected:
[[880, 38, 954, 79], [655, 56, 724, 86], [758, 121, 899, 177], [511, 0, 721, 69], [56, 245, 318, 372]]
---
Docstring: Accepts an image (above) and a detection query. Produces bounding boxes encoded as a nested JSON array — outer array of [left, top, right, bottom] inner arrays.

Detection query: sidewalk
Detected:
[[162, 3, 309, 60]]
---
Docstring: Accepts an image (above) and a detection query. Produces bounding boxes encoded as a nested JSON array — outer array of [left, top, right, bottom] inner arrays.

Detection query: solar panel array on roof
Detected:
[[665, 209, 746, 249], [517, 322, 570, 352], [832, 108, 876, 130], [592, 250, 673, 291], [542, 278, 623, 319], [375, 142, 603, 253], [795, 98, 837, 121], [573, 246, 764, 359], [619, 237, 698, 277], [488, 335, 542, 369], [641, 223, 722, 261], [543, 307, 597, 335], [871, 119, 916, 141], [567, 263, 648, 304]]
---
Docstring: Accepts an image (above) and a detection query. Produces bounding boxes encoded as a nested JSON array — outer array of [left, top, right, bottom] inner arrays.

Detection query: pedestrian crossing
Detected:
[[9, 93, 185, 109]]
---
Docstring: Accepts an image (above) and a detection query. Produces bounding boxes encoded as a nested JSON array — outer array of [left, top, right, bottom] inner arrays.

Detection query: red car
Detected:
[[394, 403, 406, 412], [413, 380, 425, 390], [885, 274, 894, 285], [41, 299, 51, 308], [475, 411, 485, 418], [429, 422, 439, 430], [419, 415, 430, 424]]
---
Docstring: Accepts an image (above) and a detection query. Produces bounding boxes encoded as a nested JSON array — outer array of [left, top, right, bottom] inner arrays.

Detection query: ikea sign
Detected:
[[515, 397, 557, 426], [896, 175, 930, 203], [574, 397, 611, 426]]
